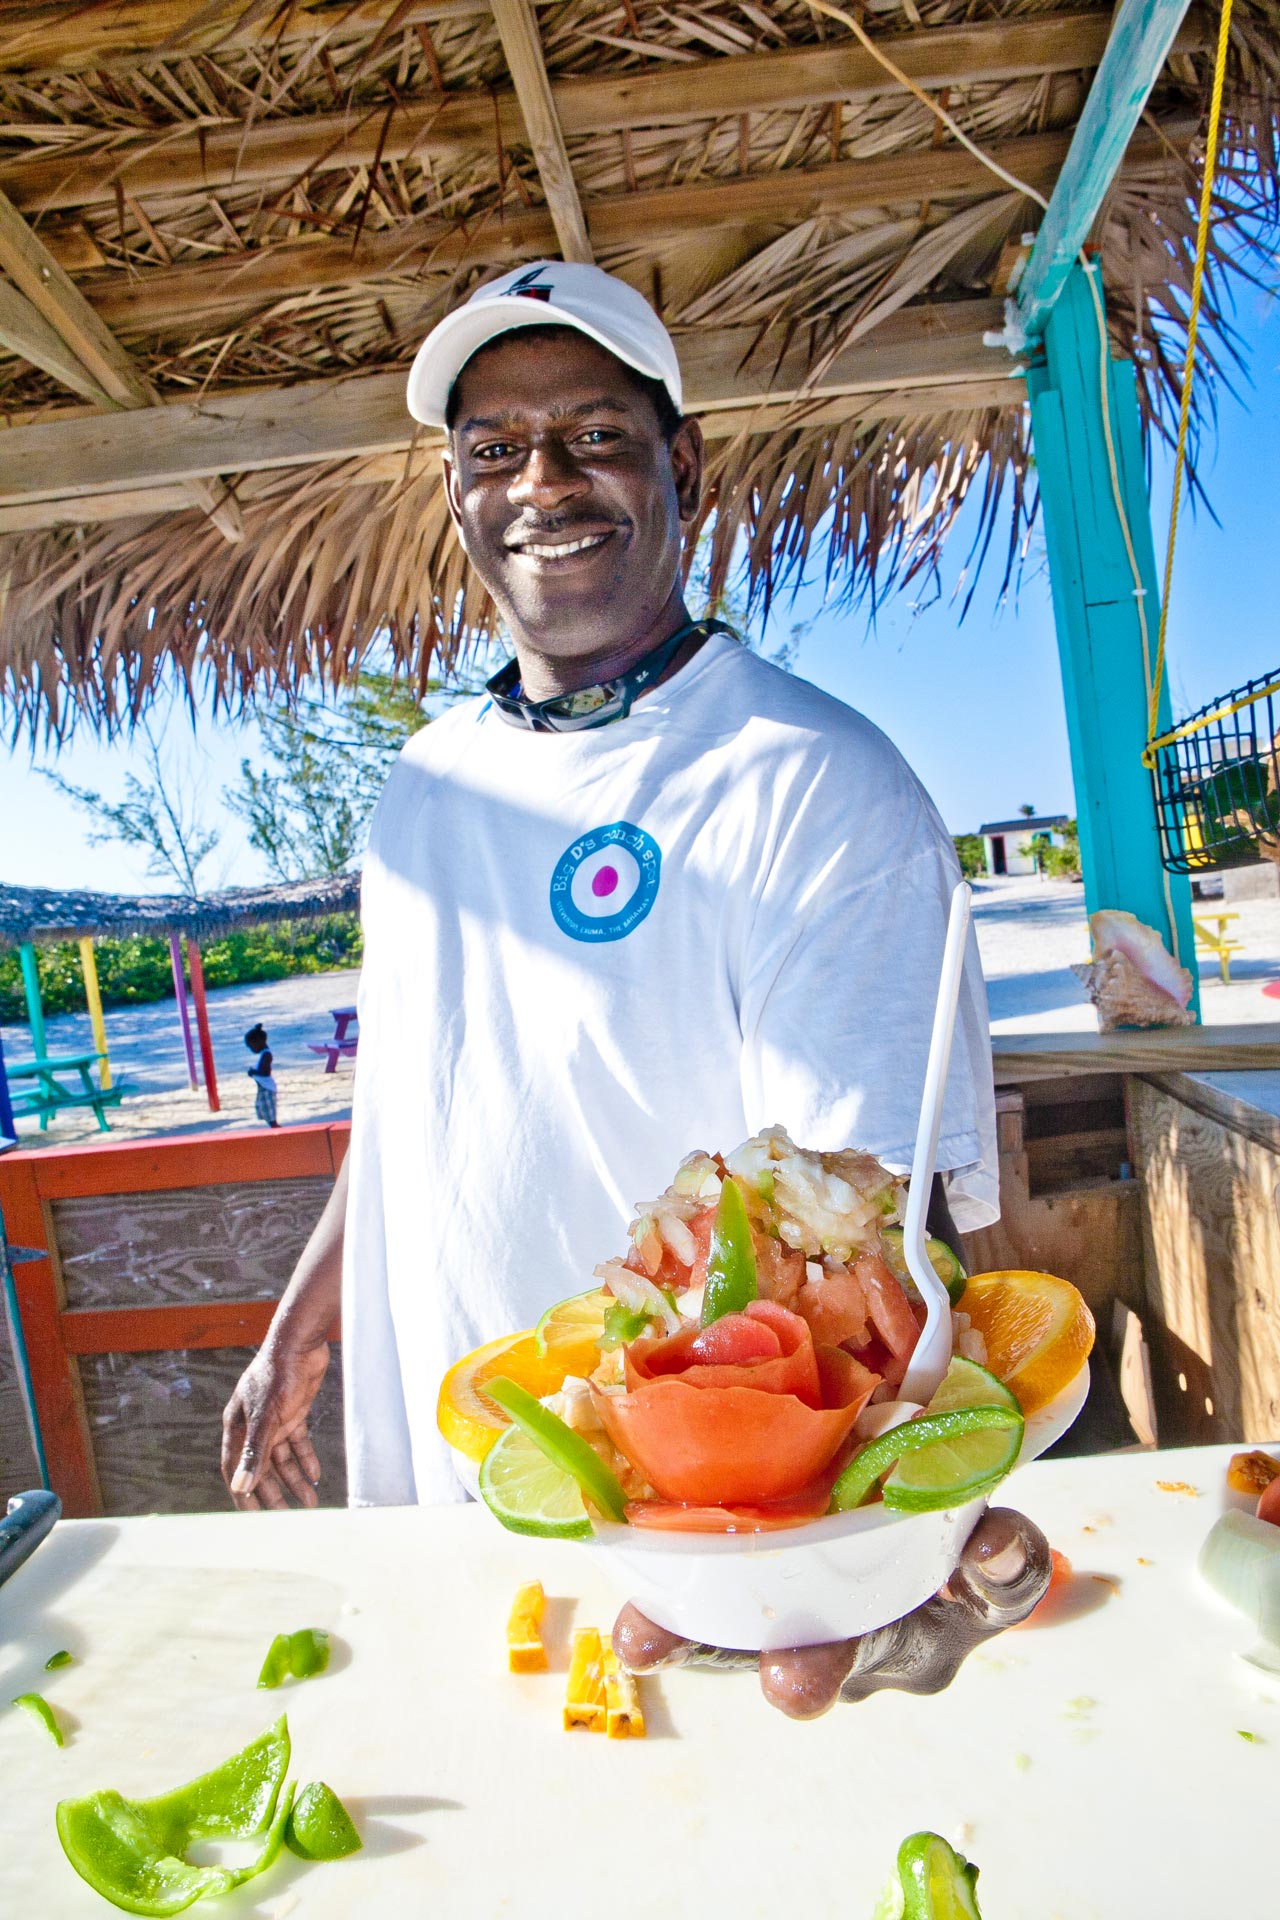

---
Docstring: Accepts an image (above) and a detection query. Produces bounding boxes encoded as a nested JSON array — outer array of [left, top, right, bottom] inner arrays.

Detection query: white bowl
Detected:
[[582, 1364, 1090, 1651]]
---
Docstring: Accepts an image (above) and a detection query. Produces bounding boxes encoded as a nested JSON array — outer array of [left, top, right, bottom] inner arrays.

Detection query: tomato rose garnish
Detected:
[[590, 1302, 879, 1506]]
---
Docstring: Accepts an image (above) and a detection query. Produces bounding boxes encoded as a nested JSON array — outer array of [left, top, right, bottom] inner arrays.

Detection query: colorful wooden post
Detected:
[[0, 1025, 16, 1141], [1025, 266, 1198, 1007], [77, 937, 112, 1089], [169, 933, 199, 1090], [184, 938, 220, 1113], [18, 942, 47, 1059]]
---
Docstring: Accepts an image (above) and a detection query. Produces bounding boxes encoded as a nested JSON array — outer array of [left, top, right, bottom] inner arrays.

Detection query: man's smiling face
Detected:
[[443, 327, 702, 677]]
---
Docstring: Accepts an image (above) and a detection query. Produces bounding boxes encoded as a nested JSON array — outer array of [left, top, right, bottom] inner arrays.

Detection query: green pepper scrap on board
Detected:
[[56, 1716, 294, 1917], [872, 1832, 984, 1920], [257, 1627, 331, 1690], [12, 1691, 64, 1746], [700, 1175, 758, 1326], [286, 1780, 363, 1861], [44, 1649, 74, 1671]]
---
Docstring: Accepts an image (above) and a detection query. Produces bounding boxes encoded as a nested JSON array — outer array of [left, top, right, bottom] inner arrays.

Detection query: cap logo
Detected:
[[507, 267, 554, 302]]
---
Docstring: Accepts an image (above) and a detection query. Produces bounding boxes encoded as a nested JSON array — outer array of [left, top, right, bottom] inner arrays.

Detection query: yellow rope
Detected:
[[1146, 673, 1280, 755], [1142, 0, 1236, 765]]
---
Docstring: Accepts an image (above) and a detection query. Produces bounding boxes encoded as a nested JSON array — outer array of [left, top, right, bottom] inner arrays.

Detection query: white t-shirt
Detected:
[[343, 631, 997, 1506]]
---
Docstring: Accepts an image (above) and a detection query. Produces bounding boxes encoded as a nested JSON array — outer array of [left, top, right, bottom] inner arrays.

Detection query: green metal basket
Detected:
[[1148, 669, 1280, 874]]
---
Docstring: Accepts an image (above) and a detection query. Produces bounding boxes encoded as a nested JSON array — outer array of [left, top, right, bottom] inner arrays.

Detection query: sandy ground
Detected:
[[975, 874, 1280, 1032], [5, 878, 1280, 1149]]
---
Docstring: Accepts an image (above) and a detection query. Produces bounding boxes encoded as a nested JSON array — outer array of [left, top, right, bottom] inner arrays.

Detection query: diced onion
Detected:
[[596, 1260, 681, 1335], [1199, 1510, 1280, 1668]]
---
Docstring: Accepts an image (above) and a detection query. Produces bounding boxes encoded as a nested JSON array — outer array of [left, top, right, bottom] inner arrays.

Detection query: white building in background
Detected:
[[978, 814, 1070, 877]]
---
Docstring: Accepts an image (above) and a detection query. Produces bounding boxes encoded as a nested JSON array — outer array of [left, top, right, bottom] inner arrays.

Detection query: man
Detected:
[[222, 262, 1050, 1716]]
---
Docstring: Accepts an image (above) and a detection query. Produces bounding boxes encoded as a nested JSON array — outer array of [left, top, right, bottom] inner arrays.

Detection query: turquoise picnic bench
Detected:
[[7, 1052, 125, 1132]]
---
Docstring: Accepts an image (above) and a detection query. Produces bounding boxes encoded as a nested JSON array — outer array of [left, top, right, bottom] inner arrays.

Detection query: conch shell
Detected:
[[1072, 909, 1196, 1031]]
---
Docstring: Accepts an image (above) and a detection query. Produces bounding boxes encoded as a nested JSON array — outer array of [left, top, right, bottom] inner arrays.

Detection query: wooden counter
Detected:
[[0, 1447, 1274, 1918]]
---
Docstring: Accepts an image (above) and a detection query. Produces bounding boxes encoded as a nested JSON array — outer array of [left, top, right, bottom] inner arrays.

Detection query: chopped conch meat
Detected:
[[1072, 909, 1195, 1031]]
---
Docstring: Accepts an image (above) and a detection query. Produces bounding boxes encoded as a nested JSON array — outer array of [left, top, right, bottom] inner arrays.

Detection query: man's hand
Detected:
[[612, 1506, 1051, 1718], [221, 1335, 330, 1511]]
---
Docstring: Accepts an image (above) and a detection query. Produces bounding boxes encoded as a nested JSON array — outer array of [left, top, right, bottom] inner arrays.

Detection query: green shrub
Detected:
[[953, 834, 987, 878], [0, 915, 363, 1025]]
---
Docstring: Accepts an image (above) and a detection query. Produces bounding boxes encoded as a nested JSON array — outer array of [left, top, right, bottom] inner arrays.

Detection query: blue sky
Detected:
[[5, 284, 1277, 893]]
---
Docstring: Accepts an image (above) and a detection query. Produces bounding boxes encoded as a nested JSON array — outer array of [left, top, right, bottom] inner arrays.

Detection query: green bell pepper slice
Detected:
[[486, 1376, 628, 1522], [700, 1176, 758, 1327], [13, 1691, 64, 1746], [56, 1716, 293, 1916], [257, 1627, 330, 1690], [44, 1648, 74, 1671]]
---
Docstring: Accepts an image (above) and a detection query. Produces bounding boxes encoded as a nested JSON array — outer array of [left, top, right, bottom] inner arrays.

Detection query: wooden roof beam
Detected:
[[0, 2, 547, 76], [0, 278, 111, 403], [0, 298, 1020, 507], [75, 119, 1195, 339], [0, 374, 1027, 534], [0, 13, 1211, 216], [489, 0, 592, 263], [0, 187, 242, 541]]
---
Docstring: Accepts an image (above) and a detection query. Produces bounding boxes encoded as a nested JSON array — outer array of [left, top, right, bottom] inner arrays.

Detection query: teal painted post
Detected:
[[1026, 264, 1199, 1010], [18, 942, 48, 1058]]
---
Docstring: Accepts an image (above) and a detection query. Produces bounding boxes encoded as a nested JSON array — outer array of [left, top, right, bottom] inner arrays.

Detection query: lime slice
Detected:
[[883, 1357, 1023, 1514], [479, 1423, 593, 1539], [881, 1228, 968, 1305], [534, 1288, 611, 1368], [286, 1781, 362, 1861], [873, 1833, 984, 1919]]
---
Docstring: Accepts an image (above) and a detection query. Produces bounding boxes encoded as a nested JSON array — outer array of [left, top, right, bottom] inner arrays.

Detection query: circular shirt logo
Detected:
[[549, 821, 661, 943]]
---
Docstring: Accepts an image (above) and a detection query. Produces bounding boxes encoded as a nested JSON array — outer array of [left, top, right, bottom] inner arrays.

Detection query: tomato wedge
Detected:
[[597, 1299, 879, 1506], [625, 1485, 836, 1533], [627, 1299, 822, 1407]]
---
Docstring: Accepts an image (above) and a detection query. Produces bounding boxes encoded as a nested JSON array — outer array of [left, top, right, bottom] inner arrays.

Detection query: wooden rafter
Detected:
[[0, 1, 547, 75], [0, 298, 1017, 510], [0, 278, 108, 402], [489, 0, 592, 263], [0, 14, 1209, 216], [0, 374, 1027, 534], [0, 187, 243, 541], [72, 119, 1194, 339]]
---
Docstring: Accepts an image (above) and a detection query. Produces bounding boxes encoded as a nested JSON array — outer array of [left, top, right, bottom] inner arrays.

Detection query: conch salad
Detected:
[[539, 1126, 987, 1528]]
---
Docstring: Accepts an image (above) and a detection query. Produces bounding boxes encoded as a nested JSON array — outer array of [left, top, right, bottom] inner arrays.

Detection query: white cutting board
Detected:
[[0, 1445, 1274, 1919]]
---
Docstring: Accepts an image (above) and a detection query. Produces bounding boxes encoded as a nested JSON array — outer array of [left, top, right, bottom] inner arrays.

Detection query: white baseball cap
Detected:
[[406, 261, 683, 429]]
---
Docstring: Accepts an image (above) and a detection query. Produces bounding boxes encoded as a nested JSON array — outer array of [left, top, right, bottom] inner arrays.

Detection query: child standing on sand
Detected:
[[244, 1023, 278, 1129]]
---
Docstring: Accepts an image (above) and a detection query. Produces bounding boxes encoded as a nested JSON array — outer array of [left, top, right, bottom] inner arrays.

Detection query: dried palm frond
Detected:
[[0, 0, 1274, 736]]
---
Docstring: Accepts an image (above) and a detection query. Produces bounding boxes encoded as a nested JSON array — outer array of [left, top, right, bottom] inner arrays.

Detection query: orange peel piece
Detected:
[[563, 1628, 606, 1732], [507, 1581, 548, 1674]]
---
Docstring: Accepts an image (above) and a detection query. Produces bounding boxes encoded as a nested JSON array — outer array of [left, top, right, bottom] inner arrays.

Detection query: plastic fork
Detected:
[[898, 881, 973, 1407]]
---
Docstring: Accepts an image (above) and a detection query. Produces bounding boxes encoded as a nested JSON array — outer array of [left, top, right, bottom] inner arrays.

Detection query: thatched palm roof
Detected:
[[0, 873, 361, 947], [0, 0, 1273, 739]]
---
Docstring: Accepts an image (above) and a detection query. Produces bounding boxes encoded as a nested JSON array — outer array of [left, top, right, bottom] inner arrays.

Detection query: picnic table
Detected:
[[1193, 909, 1245, 983], [0, 1444, 1274, 1916], [6, 1052, 123, 1132], [309, 1004, 359, 1074]]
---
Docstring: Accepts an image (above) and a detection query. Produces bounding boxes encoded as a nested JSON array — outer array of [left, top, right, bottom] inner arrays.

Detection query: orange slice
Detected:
[[437, 1332, 570, 1462], [956, 1270, 1095, 1415]]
